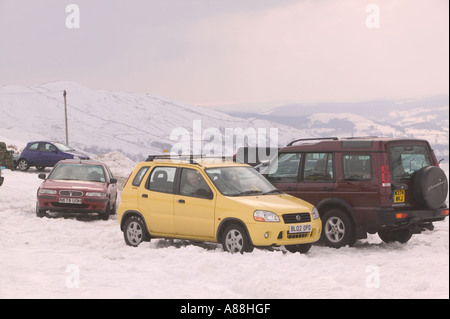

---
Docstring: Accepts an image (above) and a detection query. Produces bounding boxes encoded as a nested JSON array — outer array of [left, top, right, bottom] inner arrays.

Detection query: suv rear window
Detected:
[[389, 145, 432, 179]]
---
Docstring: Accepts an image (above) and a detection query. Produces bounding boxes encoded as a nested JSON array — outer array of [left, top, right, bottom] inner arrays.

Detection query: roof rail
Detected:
[[287, 137, 339, 146], [341, 136, 379, 140], [145, 154, 234, 164]]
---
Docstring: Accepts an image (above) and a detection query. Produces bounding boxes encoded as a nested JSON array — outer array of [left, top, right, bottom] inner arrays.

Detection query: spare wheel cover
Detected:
[[412, 166, 448, 209]]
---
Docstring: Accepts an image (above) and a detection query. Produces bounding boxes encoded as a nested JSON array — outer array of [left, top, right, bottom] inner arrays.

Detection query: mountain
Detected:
[[0, 81, 302, 160], [1, 82, 447, 162], [227, 95, 449, 161]]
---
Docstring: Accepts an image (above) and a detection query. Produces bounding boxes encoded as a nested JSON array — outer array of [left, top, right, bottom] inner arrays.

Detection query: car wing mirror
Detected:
[[38, 173, 46, 180], [110, 178, 118, 184]]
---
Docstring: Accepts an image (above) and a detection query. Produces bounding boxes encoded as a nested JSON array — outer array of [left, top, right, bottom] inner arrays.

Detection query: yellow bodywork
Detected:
[[118, 160, 321, 247]]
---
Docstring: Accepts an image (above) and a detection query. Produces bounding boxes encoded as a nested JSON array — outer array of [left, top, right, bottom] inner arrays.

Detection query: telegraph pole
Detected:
[[63, 90, 69, 145]]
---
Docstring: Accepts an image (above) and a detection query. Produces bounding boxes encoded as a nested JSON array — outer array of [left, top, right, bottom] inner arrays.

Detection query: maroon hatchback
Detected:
[[36, 159, 118, 220]]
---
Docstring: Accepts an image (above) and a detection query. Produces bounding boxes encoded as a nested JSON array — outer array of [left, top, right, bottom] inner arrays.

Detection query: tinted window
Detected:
[[132, 166, 150, 186], [267, 153, 301, 182], [343, 154, 372, 180], [147, 166, 176, 194], [180, 168, 213, 199], [303, 153, 334, 182]]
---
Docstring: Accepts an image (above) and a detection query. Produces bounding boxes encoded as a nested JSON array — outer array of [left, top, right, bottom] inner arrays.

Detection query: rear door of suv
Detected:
[[387, 140, 436, 209]]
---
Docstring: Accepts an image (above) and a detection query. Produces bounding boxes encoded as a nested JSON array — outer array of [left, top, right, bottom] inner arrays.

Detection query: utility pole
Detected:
[[63, 90, 69, 145]]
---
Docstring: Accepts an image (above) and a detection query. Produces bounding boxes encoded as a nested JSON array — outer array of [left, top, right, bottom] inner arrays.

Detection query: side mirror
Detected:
[[110, 178, 118, 184], [38, 173, 46, 180]]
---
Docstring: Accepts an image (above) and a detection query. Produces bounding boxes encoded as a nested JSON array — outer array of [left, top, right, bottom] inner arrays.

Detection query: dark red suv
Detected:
[[264, 137, 449, 247]]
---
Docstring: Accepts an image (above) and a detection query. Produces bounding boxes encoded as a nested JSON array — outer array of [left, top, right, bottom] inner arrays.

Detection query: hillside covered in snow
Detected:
[[0, 82, 304, 160]]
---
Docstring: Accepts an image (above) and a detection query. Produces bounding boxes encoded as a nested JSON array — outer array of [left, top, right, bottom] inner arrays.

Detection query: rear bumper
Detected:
[[376, 206, 448, 228], [37, 195, 108, 213]]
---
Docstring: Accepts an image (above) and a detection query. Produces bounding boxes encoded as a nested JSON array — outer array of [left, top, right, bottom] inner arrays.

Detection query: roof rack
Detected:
[[145, 154, 234, 165], [287, 137, 339, 146]]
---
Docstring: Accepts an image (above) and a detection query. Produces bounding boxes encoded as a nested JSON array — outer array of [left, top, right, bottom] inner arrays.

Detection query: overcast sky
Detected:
[[0, 0, 448, 107]]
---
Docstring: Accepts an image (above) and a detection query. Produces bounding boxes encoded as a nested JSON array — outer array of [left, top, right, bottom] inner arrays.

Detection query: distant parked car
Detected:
[[18, 141, 89, 171], [36, 159, 118, 220]]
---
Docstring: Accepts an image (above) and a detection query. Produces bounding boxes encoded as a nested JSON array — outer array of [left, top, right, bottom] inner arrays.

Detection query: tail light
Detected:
[[381, 164, 391, 187], [442, 209, 449, 216]]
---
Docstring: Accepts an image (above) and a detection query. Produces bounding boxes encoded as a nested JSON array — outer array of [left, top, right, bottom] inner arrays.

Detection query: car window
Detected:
[[147, 166, 176, 194], [28, 143, 39, 151], [48, 163, 106, 182], [303, 153, 334, 182], [343, 154, 372, 180], [389, 145, 432, 179], [53, 142, 75, 152], [180, 168, 213, 199], [132, 166, 150, 187], [267, 153, 301, 182], [206, 166, 280, 196], [40, 143, 56, 152]]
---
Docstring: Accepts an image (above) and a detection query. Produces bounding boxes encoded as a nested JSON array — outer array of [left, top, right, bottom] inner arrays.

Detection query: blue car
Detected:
[[17, 141, 90, 171]]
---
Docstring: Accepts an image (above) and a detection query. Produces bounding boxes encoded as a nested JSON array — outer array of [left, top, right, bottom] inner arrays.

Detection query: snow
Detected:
[[0, 158, 448, 299]]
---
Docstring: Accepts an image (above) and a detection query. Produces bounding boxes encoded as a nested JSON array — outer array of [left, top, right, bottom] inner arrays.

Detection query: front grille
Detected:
[[52, 203, 89, 209], [287, 232, 312, 239], [59, 190, 83, 197], [282, 213, 311, 224]]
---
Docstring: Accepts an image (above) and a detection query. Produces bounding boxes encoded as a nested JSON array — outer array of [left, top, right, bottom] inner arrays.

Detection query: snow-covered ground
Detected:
[[0, 155, 448, 299]]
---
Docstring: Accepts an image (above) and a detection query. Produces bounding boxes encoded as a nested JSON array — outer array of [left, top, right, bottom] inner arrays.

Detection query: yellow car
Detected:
[[118, 156, 321, 253]]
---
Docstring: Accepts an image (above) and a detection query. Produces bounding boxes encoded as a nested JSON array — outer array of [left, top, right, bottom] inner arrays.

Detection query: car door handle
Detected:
[[178, 199, 185, 204], [286, 187, 296, 191], [141, 194, 148, 198]]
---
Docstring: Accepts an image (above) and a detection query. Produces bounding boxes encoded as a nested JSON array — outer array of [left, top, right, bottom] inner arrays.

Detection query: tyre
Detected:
[[123, 215, 149, 247], [18, 159, 30, 171], [36, 203, 46, 218], [321, 209, 356, 248], [378, 228, 413, 244], [412, 166, 448, 209], [285, 243, 312, 254], [221, 224, 254, 254], [99, 202, 110, 220]]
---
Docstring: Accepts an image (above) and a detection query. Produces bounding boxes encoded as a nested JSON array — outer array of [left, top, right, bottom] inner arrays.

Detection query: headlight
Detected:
[[254, 210, 280, 222], [39, 188, 57, 195], [312, 207, 320, 220], [86, 192, 106, 197]]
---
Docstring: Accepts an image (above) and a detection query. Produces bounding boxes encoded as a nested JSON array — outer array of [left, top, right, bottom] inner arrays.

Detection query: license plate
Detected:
[[393, 189, 405, 203], [59, 197, 82, 204], [289, 224, 312, 234]]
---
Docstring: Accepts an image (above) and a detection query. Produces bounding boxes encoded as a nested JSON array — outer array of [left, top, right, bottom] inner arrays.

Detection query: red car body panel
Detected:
[[36, 160, 117, 215]]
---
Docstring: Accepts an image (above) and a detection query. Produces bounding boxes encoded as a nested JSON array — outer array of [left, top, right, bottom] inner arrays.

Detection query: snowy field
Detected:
[[0, 157, 448, 299]]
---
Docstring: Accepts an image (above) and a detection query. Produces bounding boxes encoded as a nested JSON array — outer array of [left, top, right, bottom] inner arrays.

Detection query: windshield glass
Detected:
[[205, 166, 281, 196], [389, 145, 432, 179], [53, 142, 75, 152], [48, 163, 106, 182]]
